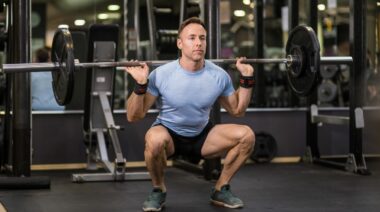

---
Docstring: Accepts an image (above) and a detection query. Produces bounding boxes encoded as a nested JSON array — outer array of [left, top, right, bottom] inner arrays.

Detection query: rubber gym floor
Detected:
[[0, 160, 379, 212]]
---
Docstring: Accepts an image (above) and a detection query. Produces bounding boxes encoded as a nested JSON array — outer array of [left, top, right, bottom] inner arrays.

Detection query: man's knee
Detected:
[[239, 125, 255, 152], [145, 129, 168, 156]]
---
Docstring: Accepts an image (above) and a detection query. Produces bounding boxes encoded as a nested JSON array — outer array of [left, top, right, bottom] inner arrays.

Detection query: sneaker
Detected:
[[142, 188, 166, 212], [210, 184, 244, 209]]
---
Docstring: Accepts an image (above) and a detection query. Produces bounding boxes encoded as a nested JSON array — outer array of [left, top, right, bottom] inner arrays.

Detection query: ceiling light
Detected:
[[317, 4, 326, 11], [377, 2, 380, 6], [108, 4, 120, 11], [98, 13, 109, 20], [234, 10, 246, 17], [58, 24, 69, 29], [74, 19, 86, 26], [243, 0, 250, 5], [248, 14, 254, 21]]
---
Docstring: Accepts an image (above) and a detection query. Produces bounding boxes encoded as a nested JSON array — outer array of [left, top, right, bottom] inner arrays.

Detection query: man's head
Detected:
[[34, 47, 50, 63], [177, 17, 207, 62]]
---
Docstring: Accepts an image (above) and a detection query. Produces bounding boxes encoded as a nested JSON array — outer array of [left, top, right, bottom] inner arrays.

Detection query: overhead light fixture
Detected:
[[74, 19, 86, 26], [234, 10, 246, 17], [154, 8, 172, 13], [98, 13, 109, 20], [108, 4, 120, 11], [377, 2, 380, 6], [248, 14, 254, 21], [317, 4, 326, 11], [58, 24, 69, 29], [243, 0, 250, 5]]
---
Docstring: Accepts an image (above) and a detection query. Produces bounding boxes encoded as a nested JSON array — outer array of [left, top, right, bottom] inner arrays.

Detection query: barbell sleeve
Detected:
[[320, 56, 353, 64], [2, 62, 58, 72]]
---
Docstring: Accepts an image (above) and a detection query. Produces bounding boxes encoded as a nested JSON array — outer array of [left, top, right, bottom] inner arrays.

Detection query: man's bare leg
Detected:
[[202, 124, 255, 190], [144, 125, 174, 192]]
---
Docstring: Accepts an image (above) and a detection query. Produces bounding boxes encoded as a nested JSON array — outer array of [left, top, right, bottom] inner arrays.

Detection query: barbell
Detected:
[[1, 25, 353, 106]]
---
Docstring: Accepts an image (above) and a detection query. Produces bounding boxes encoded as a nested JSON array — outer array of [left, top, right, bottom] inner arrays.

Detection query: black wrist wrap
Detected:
[[239, 75, 255, 88], [134, 80, 149, 95]]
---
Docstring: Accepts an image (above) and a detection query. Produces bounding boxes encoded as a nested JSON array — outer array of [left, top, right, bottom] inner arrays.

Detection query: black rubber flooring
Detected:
[[1, 161, 380, 212]]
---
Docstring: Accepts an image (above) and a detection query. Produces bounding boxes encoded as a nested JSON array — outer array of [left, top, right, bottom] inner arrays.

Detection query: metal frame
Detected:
[[254, 0, 265, 107], [72, 41, 149, 182], [0, 0, 50, 189], [304, 0, 370, 175]]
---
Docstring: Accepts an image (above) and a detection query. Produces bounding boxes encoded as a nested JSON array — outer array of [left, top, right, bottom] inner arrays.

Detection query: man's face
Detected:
[[177, 23, 207, 62]]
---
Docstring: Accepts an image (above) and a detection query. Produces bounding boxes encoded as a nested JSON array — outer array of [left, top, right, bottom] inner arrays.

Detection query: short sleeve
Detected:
[[147, 69, 159, 96], [221, 71, 235, 96]]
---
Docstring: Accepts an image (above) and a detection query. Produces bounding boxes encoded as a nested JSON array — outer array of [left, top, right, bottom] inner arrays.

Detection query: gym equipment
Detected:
[[69, 24, 149, 182], [50, 28, 75, 105], [1, 25, 353, 105], [318, 80, 338, 103], [320, 65, 339, 79], [250, 132, 277, 163], [0, 176, 50, 189], [71, 40, 149, 183]]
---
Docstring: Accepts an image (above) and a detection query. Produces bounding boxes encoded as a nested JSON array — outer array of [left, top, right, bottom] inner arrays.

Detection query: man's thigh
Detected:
[[201, 124, 253, 158]]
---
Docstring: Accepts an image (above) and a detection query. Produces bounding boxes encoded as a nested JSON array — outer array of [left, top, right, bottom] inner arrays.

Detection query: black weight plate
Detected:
[[318, 80, 338, 102], [286, 25, 320, 96], [320, 65, 339, 79], [51, 28, 75, 105], [250, 132, 277, 163]]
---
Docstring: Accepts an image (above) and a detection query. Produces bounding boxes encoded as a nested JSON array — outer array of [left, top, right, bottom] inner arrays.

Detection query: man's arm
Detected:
[[219, 87, 252, 117], [218, 57, 254, 117], [126, 92, 157, 122], [123, 63, 157, 122]]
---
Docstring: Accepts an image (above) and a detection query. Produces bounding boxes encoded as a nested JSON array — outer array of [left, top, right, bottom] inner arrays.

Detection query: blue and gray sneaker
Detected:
[[142, 188, 166, 212], [210, 184, 244, 209]]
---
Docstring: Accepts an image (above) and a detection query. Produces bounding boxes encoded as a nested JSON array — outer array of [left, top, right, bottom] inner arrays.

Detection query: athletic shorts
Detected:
[[156, 122, 214, 162]]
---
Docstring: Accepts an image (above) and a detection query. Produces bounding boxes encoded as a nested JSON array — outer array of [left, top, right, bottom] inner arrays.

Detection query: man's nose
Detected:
[[195, 38, 202, 45]]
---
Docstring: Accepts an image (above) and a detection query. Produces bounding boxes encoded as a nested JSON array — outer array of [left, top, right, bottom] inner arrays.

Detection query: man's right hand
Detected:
[[123, 62, 149, 84]]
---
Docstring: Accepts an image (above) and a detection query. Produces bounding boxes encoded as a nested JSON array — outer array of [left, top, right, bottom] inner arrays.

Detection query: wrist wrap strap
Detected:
[[134, 80, 149, 95], [239, 75, 255, 88]]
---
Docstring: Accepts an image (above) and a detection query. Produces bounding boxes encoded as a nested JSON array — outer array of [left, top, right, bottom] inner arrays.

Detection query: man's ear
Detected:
[[177, 38, 182, 50]]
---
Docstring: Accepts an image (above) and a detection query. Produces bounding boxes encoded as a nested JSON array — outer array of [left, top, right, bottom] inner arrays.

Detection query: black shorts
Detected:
[[157, 122, 214, 162]]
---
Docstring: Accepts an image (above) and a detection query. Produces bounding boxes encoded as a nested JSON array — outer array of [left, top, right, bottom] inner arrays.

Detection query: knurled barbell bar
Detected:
[[1, 25, 353, 105]]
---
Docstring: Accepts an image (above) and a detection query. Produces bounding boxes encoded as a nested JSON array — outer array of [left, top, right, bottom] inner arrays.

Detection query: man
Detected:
[[31, 47, 64, 110], [124, 17, 255, 211]]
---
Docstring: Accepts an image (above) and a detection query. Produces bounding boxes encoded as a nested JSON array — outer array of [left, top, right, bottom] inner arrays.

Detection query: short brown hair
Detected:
[[35, 47, 50, 62], [177, 17, 206, 38]]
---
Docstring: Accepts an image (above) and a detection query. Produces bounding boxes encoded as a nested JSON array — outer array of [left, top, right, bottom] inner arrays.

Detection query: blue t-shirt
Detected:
[[31, 72, 65, 110], [148, 59, 235, 137]]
